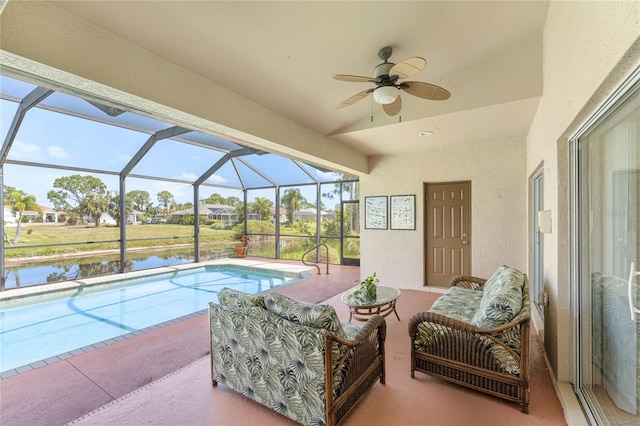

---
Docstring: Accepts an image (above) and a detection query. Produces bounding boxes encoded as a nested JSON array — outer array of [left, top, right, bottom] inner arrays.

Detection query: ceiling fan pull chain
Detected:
[[371, 96, 374, 122]]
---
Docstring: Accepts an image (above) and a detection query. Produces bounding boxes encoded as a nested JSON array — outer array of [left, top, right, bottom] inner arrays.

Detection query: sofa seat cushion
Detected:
[[417, 287, 482, 351], [428, 286, 484, 323], [471, 265, 524, 328], [264, 292, 348, 340], [218, 287, 265, 308]]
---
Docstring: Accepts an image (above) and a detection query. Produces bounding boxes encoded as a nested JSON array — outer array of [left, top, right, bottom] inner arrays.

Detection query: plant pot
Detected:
[[235, 246, 247, 257]]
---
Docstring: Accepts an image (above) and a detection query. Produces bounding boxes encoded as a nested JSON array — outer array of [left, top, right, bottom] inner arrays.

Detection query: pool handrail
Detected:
[[301, 243, 329, 275]]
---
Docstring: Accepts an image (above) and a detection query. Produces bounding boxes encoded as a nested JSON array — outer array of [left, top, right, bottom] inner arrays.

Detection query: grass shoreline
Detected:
[[3, 242, 236, 266], [3, 223, 236, 262]]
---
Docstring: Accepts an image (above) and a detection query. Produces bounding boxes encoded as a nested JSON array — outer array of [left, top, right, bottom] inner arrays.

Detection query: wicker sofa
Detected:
[[408, 265, 531, 413], [209, 288, 386, 426]]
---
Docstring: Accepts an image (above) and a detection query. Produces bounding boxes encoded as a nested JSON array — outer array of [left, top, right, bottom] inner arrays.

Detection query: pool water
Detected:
[[0, 265, 300, 373]]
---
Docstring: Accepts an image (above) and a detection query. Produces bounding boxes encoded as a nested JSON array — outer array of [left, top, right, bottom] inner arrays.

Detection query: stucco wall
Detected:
[[526, 1, 640, 382], [360, 138, 527, 290]]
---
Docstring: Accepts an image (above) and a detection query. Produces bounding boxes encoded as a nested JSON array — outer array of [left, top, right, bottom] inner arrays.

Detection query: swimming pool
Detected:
[[0, 264, 303, 375]]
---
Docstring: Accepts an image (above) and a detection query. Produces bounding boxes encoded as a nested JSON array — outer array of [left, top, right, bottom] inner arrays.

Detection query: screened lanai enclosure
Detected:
[[0, 75, 360, 290]]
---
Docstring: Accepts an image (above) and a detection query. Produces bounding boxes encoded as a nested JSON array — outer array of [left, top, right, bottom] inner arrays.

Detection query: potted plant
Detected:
[[353, 272, 379, 302], [235, 235, 250, 257]]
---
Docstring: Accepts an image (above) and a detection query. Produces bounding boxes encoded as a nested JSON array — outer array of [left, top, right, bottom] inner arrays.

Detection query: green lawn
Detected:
[[4, 223, 235, 259], [3, 223, 359, 264]]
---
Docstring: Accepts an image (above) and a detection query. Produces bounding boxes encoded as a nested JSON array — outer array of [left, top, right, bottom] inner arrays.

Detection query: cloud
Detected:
[[9, 140, 42, 159], [179, 172, 199, 181], [204, 174, 228, 184], [46, 145, 69, 159], [8, 141, 69, 161]]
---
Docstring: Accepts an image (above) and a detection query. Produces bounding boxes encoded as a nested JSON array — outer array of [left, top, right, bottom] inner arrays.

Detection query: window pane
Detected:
[[243, 154, 314, 186], [9, 107, 147, 171], [132, 138, 224, 180], [1, 99, 19, 138], [575, 83, 640, 424]]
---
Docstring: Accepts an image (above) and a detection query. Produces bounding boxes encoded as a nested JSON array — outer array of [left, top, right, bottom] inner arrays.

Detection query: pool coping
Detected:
[[0, 259, 315, 379], [0, 258, 314, 303]]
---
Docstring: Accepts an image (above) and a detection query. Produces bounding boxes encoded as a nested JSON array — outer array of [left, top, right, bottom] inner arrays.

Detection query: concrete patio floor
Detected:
[[0, 260, 567, 425]]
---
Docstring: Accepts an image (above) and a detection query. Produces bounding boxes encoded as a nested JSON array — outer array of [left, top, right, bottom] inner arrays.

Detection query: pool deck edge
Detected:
[[0, 258, 317, 303]]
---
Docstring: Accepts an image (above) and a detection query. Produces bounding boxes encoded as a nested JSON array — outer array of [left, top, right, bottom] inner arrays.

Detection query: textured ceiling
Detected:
[[48, 1, 549, 156]]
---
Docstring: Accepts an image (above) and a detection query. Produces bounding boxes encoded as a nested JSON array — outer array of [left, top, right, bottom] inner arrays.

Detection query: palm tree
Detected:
[[80, 193, 110, 227], [281, 188, 305, 226], [107, 194, 132, 226], [8, 191, 42, 244], [249, 197, 273, 220], [322, 178, 359, 233]]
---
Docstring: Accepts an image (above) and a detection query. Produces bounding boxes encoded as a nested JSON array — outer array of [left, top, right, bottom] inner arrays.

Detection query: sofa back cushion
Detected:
[[218, 287, 265, 308], [264, 292, 347, 339], [471, 265, 524, 328]]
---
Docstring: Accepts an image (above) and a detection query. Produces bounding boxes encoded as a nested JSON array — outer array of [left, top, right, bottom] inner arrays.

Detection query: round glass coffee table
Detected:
[[341, 286, 401, 322]]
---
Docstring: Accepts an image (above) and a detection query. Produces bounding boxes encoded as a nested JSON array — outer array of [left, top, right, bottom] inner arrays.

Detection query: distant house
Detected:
[[4, 204, 65, 224], [38, 205, 66, 223], [3, 207, 16, 225], [126, 210, 145, 224], [170, 204, 266, 226], [21, 209, 42, 222], [270, 207, 288, 225], [293, 208, 335, 222], [171, 204, 240, 227], [99, 212, 117, 226]]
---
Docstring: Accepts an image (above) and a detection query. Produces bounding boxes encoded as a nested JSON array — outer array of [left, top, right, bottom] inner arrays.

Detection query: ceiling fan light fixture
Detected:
[[373, 86, 399, 105], [334, 46, 450, 115]]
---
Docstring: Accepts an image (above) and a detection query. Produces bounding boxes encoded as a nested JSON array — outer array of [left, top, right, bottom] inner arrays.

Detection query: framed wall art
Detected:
[[390, 195, 415, 230], [364, 196, 388, 229]]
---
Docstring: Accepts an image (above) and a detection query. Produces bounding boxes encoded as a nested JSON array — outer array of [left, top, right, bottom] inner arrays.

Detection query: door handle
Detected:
[[462, 241, 469, 245], [628, 262, 640, 321]]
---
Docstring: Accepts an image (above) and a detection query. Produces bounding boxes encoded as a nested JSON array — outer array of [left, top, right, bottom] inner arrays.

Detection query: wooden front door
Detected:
[[424, 181, 471, 286]]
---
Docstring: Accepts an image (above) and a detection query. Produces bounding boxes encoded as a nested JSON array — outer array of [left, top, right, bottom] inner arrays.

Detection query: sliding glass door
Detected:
[[572, 75, 640, 425]]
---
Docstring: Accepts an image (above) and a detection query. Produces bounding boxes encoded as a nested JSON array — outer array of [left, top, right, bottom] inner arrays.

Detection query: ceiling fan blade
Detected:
[[383, 95, 402, 116], [336, 89, 372, 109], [401, 81, 451, 100], [390, 57, 426, 79], [333, 74, 374, 83]]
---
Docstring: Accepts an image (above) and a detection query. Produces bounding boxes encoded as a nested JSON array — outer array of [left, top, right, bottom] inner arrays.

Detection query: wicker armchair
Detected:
[[408, 269, 530, 413], [210, 289, 386, 426]]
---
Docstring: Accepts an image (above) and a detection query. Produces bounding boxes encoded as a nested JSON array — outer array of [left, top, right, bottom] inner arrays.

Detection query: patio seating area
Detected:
[[0, 262, 567, 425]]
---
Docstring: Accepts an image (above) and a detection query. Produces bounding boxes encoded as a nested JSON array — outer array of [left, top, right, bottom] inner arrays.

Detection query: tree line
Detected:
[[3, 174, 338, 243]]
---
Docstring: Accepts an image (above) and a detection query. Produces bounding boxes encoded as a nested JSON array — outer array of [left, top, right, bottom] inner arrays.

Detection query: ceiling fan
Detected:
[[333, 46, 451, 116]]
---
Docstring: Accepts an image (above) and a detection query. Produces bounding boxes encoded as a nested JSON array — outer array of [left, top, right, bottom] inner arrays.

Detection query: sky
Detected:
[[1, 84, 351, 211]]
